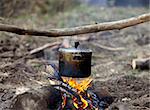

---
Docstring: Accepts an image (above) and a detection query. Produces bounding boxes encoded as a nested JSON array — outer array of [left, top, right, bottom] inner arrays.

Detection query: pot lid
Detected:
[[59, 42, 92, 53], [59, 47, 92, 53]]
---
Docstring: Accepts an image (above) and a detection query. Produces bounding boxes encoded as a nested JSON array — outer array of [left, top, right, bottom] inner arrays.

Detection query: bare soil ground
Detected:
[[0, 6, 149, 110]]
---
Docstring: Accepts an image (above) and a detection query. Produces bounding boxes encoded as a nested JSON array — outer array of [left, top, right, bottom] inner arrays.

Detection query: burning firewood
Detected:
[[46, 64, 114, 110]]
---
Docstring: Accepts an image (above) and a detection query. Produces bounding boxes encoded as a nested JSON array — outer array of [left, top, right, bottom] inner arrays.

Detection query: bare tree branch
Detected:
[[0, 13, 149, 37]]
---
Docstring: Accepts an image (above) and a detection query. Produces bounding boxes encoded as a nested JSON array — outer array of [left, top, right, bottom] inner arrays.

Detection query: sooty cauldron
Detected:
[[59, 42, 92, 78]]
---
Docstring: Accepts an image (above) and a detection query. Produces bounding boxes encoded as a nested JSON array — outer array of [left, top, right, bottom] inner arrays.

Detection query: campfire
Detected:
[[47, 42, 113, 110], [47, 65, 113, 110]]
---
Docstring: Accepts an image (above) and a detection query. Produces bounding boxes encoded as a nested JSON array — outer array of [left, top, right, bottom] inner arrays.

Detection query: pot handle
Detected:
[[75, 42, 80, 48], [73, 54, 82, 60]]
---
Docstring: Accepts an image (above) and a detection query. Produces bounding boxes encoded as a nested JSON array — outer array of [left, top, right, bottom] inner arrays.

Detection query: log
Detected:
[[132, 58, 150, 70], [0, 13, 150, 37], [11, 86, 62, 110]]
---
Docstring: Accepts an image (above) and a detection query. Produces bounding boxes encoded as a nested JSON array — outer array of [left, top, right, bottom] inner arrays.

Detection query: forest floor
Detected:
[[0, 6, 149, 110]]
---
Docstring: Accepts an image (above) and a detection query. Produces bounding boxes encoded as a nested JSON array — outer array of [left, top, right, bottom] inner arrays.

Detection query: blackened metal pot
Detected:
[[58, 42, 92, 78]]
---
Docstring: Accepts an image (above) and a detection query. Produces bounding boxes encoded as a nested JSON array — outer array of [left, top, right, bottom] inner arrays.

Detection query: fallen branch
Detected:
[[0, 13, 150, 37], [29, 42, 61, 55]]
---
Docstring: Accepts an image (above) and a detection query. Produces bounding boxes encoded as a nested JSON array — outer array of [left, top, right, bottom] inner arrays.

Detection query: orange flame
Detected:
[[62, 77, 93, 109], [73, 95, 88, 109]]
